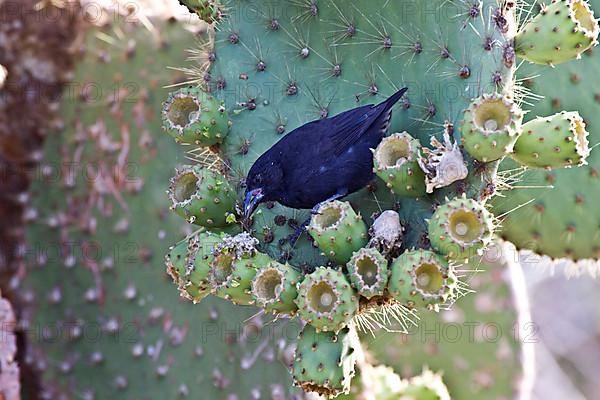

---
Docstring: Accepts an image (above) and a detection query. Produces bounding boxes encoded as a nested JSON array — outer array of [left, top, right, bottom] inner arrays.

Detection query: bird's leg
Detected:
[[287, 218, 310, 246]]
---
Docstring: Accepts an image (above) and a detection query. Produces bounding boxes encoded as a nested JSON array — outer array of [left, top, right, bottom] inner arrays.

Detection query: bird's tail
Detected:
[[378, 87, 408, 109]]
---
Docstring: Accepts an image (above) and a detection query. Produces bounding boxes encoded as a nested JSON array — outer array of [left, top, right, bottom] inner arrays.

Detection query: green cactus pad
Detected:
[[23, 18, 297, 399], [492, 0, 600, 261], [292, 324, 360, 397], [388, 250, 456, 310], [428, 196, 495, 261], [162, 86, 230, 145], [178, 0, 225, 23], [460, 93, 524, 162], [166, 231, 225, 302], [251, 260, 300, 314], [210, 232, 272, 305], [373, 132, 427, 197], [295, 267, 359, 332], [515, 0, 599, 65], [308, 201, 368, 265], [168, 164, 237, 227], [511, 111, 590, 168], [346, 247, 389, 299]]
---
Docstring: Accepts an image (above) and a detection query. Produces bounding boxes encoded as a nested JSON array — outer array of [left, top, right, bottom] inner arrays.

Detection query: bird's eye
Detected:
[[255, 174, 263, 184]]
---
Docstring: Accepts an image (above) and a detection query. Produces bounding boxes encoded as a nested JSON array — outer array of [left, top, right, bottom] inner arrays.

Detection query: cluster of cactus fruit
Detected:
[[161, 0, 597, 397]]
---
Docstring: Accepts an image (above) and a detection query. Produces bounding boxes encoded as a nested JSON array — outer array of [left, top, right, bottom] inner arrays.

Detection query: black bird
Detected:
[[243, 87, 408, 220]]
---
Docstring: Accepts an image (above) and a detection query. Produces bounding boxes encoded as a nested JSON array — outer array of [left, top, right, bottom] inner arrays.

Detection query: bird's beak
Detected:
[[244, 188, 264, 220]]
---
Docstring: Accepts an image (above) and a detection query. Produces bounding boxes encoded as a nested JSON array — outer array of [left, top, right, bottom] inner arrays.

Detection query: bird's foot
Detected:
[[287, 217, 311, 247]]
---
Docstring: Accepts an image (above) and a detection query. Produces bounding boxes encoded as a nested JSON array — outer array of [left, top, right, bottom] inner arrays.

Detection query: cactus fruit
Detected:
[[166, 231, 224, 302], [428, 196, 495, 261], [168, 164, 237, 227], [251, 260, 300, 314], [162, 86, 231, 145], [460, 93, 524, 162], [516, 0, 599, 65], [177, 0, 225, 24], [210, 232, 271, 305], [292, 324, 360, 397], [511, 111, 590, 168], [346, 248, 389, 299], [308, 201, 368, 265], [373, 132, 427, 197], [295, 267, 359, 332], [388, 250, 456, 310]]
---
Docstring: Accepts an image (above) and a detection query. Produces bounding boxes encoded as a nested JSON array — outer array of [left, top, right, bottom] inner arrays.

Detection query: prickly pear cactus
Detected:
[[493, 0, 600, 263], [161, 0, 596, 397], [208, 0, 518, 265], [21, 19, 298, 399]]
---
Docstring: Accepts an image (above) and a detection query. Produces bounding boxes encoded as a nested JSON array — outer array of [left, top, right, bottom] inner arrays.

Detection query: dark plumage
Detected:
[[244, 87, 408, 219]]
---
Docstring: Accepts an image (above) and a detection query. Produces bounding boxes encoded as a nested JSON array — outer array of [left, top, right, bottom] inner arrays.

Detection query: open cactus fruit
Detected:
[[159, 0, 597, 397]]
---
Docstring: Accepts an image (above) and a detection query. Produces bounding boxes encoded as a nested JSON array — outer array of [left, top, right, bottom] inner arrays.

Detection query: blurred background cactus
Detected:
[[0, 0, 599, 399]]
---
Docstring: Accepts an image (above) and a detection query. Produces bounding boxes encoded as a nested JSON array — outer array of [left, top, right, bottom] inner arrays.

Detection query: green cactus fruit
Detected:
[[308, 201, 368, 265], [178, 0, 224, 23], [511, 111, 590, 168], [166, 231, 225, 303], [373, 132, 427, 197], [251, 260, 300, 315], [428, 196, 495, 261], [292, 324, 360, 398], [210, 232, 272, 305], [346, 248, 389, 299], [460, 93, 524, 162], [162, 86, 230, 145], [295, 267, 359, 332], [515, 0, 599, 65], [388, 250, 456, 310], [168, 164, 237, 227]]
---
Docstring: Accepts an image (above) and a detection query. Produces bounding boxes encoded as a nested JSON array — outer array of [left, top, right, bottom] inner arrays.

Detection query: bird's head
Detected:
[[243, 158, 283, 220]]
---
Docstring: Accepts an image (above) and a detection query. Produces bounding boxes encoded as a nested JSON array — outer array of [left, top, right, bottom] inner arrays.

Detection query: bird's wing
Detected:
[[325, 103, 389, 156]]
